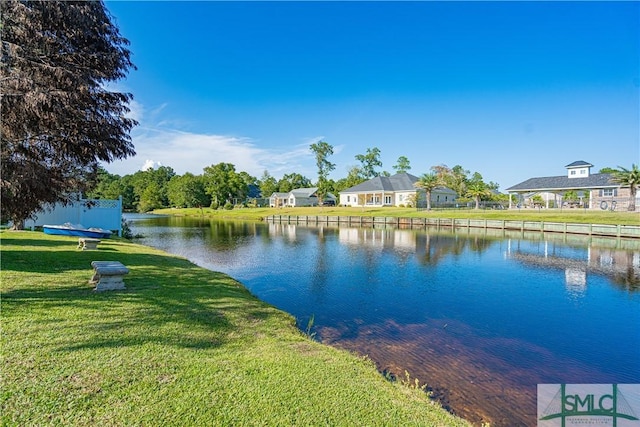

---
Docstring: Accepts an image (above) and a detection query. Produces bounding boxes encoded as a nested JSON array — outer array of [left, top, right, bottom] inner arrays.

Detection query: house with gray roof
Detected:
[[506, 161, 634, 210], [339, 172, 456, 208], [269, 187, 336, 208]]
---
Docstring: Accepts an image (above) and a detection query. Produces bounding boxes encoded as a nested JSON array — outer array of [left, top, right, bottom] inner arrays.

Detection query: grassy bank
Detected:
[[1, 231, 469, 426], [153, 206, 640, 226]]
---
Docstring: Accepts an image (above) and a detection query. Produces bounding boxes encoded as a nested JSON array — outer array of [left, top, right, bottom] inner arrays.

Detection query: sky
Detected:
[[103, 1, 639, 191]]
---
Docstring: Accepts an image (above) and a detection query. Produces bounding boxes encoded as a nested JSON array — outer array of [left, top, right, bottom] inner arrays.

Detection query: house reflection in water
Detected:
[[267, 222, 640, 293], [506, 240, 640, 294], [338, 227, 417, 251], [565, 268, 587, 297]]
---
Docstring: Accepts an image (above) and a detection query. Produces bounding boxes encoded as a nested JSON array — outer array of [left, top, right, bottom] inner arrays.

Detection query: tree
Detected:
[[167, 173, 210, 208], [599, 167, 618, 174], [334, 165, 366, 192], [392, 156, 411, 173], [259, 170, 278, 198], [203, 163, 247, 207], [432, 164, 469, 198], [414, 172, 440, 210], [85, 167, 121, 199], [117, 175, 137, 211], [138, 181, 164, 213], [149, 166, 175, 207], [611, 164, 640, 211], [563, 190, 580, 205], [355, 147, 382, 179], [277, 173, 312, 193], [1, 0, 137, 227], [466, 172, 491, 209], [309, 141, 336, 202]]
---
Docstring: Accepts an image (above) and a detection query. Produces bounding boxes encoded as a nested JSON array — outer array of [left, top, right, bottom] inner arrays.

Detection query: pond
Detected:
[[127, 214, 640, 426]]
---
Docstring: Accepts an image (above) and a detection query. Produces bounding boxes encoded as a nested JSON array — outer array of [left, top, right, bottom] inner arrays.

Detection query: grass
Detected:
[[153, 206, 640, 226], [1, 231, 470, 426]]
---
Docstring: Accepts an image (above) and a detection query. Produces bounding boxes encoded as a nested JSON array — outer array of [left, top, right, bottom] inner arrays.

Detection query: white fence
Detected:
[[24, 197, 123, 236]]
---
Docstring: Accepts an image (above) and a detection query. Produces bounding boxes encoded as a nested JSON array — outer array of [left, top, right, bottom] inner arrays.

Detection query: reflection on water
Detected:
[[128, 214, 640, 426]]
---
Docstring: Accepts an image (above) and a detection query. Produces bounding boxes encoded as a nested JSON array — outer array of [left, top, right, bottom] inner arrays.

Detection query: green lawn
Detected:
[[153, 206, 640, 226], [1, 231, 469, 427]]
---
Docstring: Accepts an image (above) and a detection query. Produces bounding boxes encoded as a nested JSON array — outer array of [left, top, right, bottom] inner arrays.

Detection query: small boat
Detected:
[[43, 223, 112, 238]]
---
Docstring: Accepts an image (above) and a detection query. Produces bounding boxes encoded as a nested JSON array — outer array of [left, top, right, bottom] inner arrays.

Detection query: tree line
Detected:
[[87, 142, 507, 212]]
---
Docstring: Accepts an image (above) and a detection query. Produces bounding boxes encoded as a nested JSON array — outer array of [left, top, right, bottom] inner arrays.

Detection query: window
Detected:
[[570, 170, 576, 175], [384, 195, 392, 205], [602, 189, 617, 197]]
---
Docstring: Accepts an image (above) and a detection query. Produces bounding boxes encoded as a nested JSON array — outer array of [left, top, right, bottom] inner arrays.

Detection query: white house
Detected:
[[339, 173, 457, 208], [269, 188, 337, 207]]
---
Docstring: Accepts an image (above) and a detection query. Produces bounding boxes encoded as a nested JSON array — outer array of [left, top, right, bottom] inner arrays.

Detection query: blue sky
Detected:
[[104, 1, 639, 191]]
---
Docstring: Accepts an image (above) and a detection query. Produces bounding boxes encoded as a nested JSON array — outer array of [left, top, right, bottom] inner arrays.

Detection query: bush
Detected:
[[121, 216, 133, 239], [223, 201, 233, 210]]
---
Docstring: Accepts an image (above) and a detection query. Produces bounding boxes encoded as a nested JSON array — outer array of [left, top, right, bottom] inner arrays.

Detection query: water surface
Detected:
[[128, 214, 640, 426]]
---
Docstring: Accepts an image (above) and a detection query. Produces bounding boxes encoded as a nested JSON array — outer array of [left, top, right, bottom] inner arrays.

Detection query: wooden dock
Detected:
[[264, 215, 640, 240]]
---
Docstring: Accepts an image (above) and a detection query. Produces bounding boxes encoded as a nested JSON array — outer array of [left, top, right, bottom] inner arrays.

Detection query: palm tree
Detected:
[[414, 173, 440, 210], [466, 182, 489, 209], [611, 164, 640, 211], [466, 172, 491, 209]]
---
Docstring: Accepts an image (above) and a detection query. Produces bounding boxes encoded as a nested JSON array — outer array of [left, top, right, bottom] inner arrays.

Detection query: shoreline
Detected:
[[1, 230, 471, 426]]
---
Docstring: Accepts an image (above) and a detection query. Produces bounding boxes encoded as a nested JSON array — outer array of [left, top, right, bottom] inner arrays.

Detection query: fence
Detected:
[[264, 215, 640, 240], [23, 196, 123, 236]]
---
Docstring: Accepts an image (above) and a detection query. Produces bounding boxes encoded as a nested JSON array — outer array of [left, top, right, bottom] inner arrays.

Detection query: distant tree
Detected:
[[138, 181, 164, 213], [259, 170, 278, 197], [127, 170, 151, 211], [238, 171, 258, 188], [276, 179, 292, 194], [611, 164, 640, 211], [167, 173, 210, 208], [432, 164, 469, 198], [466, 172, 491, 209], [203, 163, 247, 207], [1, 0, 136, 227], [414, 172, 440, 210], [334, 166, 366, 192], [392, 156, 411, 173], [117, 175, 137, 211], [563, 190, 579, 203], [85, 167, 121, 199], [277, 173, 312, 193], [309, 141, 336, 202], [531, 194, 544, 208], [151, 166, 175, 205], [355, 147, 382, 179], [599, 167, 618, 174], [450, 165, 470, 197], [125, 166, 174, 212]]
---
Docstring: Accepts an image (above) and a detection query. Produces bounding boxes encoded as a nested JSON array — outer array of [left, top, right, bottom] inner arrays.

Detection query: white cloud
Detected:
[[126, 99, 144, 122], [103, 100, 324, 179], [141, 159, 162, 171], [106, 126, 315, 179]]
